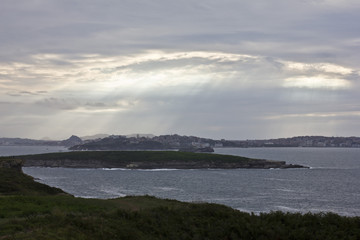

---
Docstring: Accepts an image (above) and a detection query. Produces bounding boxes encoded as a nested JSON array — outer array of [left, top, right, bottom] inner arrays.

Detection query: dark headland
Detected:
[[20, 151, 307, 169]]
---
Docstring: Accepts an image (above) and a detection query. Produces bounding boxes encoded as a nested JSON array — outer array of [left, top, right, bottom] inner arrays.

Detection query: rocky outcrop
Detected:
[[0, 158, 23, 171]]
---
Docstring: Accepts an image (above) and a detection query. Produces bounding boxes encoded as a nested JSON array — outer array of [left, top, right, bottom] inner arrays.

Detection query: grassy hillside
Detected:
[[0, 168, 66, 196], [0, 158, 359, 239], [1, 194, 359, 239], [0, 158, 66, 196]]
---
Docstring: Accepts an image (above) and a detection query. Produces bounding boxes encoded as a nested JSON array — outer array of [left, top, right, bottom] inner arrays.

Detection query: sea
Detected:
[[1, 146, 359, 216]]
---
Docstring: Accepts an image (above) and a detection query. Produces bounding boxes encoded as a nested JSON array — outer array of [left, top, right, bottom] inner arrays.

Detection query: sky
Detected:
[[1, 0, 360, 140]]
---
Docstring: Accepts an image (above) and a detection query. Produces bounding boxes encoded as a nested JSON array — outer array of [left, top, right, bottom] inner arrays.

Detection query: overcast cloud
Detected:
[[1, 0, 360, 139]]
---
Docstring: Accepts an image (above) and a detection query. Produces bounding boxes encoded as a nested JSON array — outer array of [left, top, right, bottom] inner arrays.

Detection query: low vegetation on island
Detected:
[[0, 157, 359, 239], [20, 150, 306, 169]]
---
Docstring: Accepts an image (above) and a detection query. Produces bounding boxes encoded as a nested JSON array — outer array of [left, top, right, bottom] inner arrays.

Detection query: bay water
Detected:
[[2, 146, 359, 216], [0, 145, 68, 156]]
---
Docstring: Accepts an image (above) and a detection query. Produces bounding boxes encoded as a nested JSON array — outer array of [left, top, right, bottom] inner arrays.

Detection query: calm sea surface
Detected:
[[0, 145, 68, 156], [4, 146, 359, 216]]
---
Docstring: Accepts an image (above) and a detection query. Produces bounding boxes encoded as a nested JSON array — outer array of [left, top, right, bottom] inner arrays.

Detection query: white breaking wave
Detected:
[[137, 169, 179, 172], [101, 168, 179, 171], [101, 168, 128, 171], [275, 206, 301, 212]]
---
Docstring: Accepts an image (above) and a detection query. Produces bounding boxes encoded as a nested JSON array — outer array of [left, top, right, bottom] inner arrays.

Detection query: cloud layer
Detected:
[[1, 0, 360, 139]]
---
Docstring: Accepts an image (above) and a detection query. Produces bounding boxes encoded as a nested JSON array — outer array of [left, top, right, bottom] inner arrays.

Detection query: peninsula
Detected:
[[20, 151, 306, 169]]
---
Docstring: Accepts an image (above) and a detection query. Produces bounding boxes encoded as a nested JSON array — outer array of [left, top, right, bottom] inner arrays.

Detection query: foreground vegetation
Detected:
[[0, 158, 359, 239]]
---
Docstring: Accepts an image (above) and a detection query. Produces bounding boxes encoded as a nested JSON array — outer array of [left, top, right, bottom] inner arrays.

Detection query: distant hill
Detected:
[[2, 134, 360, 149], [80, 134, 154, 141], [60, 135, 83, 147], [69, 134, 360, 150], [125, 133, 155, 138], [0, 135, 83, 148], [69, 134, 225, 151], [80, 134, 110, 141]]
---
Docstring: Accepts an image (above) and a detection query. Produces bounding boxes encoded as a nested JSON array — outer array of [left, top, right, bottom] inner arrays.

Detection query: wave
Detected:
[[275, 206, 301, 212], [137, 169, 179, 172], [153, 187, 181, 191], [235, 208, 263, 215], [101, 168, 128, 171], [99, 188, 128, 198], [275, 188, 296, 193], [100, 168, 179, 171], [75, 195, 104, 199]]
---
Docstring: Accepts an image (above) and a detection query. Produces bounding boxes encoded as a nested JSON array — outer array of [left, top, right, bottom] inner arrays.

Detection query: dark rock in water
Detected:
[[280, 164, 308, 169]]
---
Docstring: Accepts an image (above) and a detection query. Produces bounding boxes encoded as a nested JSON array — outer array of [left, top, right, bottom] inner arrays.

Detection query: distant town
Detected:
[[1, 134, 360, 149], [233, 136, 360, 148]]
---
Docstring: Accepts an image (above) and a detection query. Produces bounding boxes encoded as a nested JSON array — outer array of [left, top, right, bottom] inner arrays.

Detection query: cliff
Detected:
[[21, 151, 307, 169], [0, 157, 67, 196], [0, 157, 23, 171]]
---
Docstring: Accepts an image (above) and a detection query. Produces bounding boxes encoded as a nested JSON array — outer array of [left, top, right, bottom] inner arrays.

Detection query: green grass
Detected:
[[1, 194, 359, 239], [17, 150, 300, 169], [0, 158, 359, 239], [20, 150, 255, 163]]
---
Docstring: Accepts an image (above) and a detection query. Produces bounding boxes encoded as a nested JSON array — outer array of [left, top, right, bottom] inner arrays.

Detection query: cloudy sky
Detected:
[[1, 0, 360, 140]]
